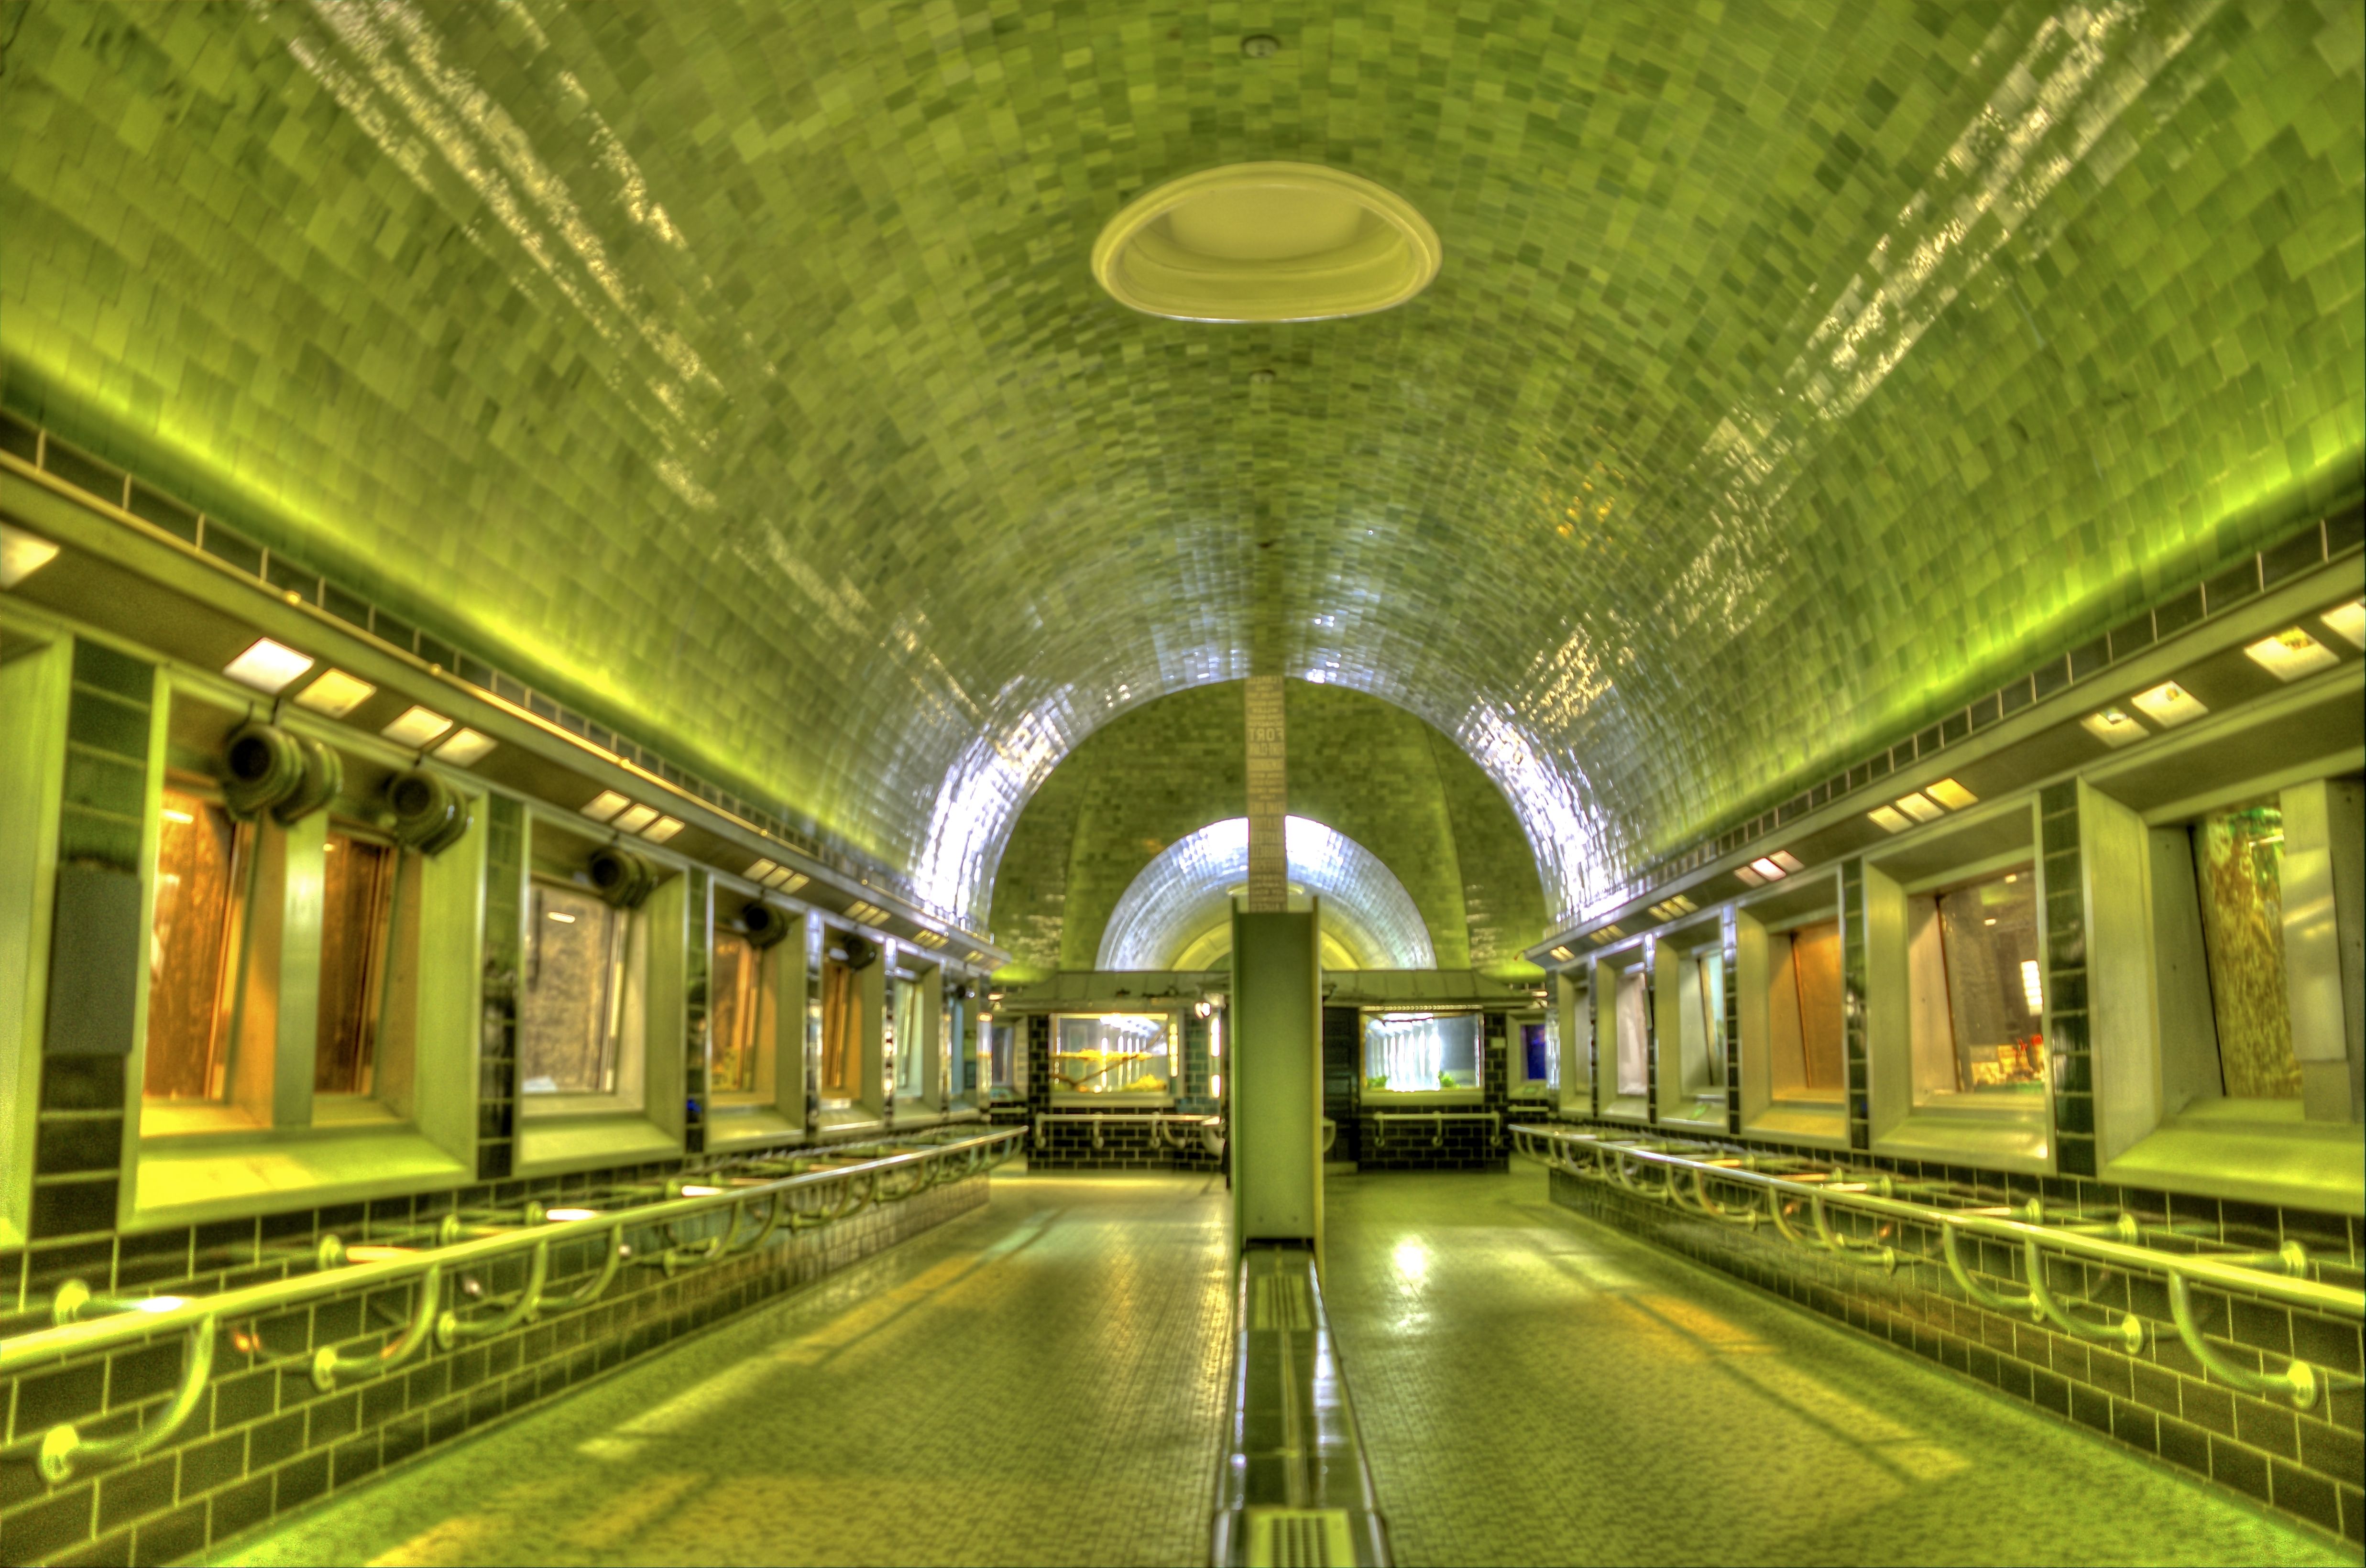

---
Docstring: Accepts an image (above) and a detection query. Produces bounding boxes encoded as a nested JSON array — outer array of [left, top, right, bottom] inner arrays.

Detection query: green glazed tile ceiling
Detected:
[[989, 679, 1547, 980], [2, 0, 2359, 928]]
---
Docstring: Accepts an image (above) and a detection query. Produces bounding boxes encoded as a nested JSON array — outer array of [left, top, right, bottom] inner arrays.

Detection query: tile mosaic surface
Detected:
[[1327, 1168, 2355, 1566], [216, 1167, 2347, 1566], [2, 1, 2358, 926], [214, 1173, 1232, 1568], [990, 678, 1545, 977]]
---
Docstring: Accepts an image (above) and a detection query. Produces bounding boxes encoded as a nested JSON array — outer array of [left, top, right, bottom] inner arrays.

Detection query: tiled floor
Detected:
[[213, 1173, 1233, 1568], [1323, 1168, 2355, 1568], [218, 1167, 2351, 1567]]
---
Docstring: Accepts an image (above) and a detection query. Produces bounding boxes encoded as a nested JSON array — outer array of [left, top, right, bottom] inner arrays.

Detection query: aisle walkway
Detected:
[[1323, 1167, 2349, 1567], [218, 1173, 1232, 1567], [219, 1166, 2348, 1566]]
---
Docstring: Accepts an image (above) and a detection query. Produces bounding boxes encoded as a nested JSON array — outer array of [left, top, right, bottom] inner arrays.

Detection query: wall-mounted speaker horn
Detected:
[[271, 735, 344, 826], [589, 845, 656, 910], [740, 901, 795, 950], [948, 982, 974, 1002], [223, 721, 306, 820], [841, 935, 878, 971], [387, 770, 471, 855]]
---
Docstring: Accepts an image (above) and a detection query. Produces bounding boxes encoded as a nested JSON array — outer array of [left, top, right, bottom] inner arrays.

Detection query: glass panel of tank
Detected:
[[1053, 1013, 1171, 1093], [1364, 1011, 1481, 1092], [144, 786, 250, 1100], [519, 877, 622, 1095]]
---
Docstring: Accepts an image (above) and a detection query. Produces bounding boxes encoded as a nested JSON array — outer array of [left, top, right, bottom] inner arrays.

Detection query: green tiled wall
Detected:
[[2, 1, 2358, 929]]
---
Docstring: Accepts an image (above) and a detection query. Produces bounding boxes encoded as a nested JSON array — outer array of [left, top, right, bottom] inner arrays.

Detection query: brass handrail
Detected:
[[1512, 1124, 2364, 1409], [3, 1129, 1021, 1480]]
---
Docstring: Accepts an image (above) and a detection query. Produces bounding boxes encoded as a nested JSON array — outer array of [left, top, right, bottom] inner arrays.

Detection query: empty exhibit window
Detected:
[[893, 975, 926, 1098], [1613, 964, 1649, 1097], [986, 1018, 1018, 1096], [144, 786, 250, 1100], [1769, 918, 1845, 1096], [1053, 1013, 1170, 1093], [948, 991, 974, 1095], [1364, 1011, 1481, 1092], [1523, 1019, 1551, 1085], [709, 926, 762, 1097], [1907, 865, 2045, 1096], [519, 878, 623, 1095], [314, 825, 400, 1096], [1675, 945, 1725, 1100]]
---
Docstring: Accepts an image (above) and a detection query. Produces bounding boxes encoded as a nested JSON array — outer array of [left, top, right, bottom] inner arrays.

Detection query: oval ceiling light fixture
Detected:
[[1091, 162, 1441, 323]]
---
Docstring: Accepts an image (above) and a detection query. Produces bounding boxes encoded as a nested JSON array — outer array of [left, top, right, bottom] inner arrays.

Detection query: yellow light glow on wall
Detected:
[[223, 637, 314, 694], [2079, 707, 2146, 748], [0, 522, 62, 587], [1925, 778, 1978, 810], [580, 790, 631, 822], [2243, 628, 2339, 682], [292, 667, 375, 718], [1894, 792, 1945, 823], [2129, 680, 2207, 728], [433, 728, 496, 765], [381, 705, 452, 747]]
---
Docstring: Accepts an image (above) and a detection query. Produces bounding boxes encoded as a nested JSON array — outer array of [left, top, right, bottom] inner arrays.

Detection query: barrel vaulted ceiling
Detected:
[[2, 1, 2358, 929]]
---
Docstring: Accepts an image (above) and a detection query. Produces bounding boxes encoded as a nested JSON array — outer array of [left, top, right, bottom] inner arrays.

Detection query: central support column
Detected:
[[1231, 676, 1322, 1260], [1243, 674, 1288, 913]]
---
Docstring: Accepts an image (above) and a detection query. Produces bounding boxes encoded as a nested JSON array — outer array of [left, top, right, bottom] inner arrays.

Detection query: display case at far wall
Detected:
[[985, 1015, 1021, 1100], [1508, 1010, 1554, 1098], [1050, 1012, 1174, 1102], [1362, 1009, 1482, 1100]]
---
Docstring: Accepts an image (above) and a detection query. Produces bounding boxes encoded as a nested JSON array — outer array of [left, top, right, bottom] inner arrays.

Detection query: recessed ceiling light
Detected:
[[0, 522, 60, 587], [579, 790, 631, 823], [432, 728, 496, 766], [745, 858, 780, 882], [293, 668, 375, 718], [1868, 805, 1913, 834], [1926, 778, 1978, 810], [2130, 680, 2207, 728], [223, 638, 314, 694], [641, 816, 685, 844], [611, 803, 660, 834], [1735, 865, 1766, 887], [2244, 628, 2339, 682], [1894, 793, 1946, 823], [1769, 849, 1805, 873], [380, 705, 452, 748], [2321, 599, 2365, 650], [2080, 707, 2147, 748], [1092, 162, 1442, 323], [766, 868, 809, 894], [1548, 945, 1574, 962], [1748, 856, 1787, 881]]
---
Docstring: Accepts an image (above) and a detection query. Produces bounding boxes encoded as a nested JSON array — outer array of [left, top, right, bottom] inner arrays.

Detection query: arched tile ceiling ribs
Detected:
[[1098, 817, 1436, 972], [4, 3, 2356, 928]]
